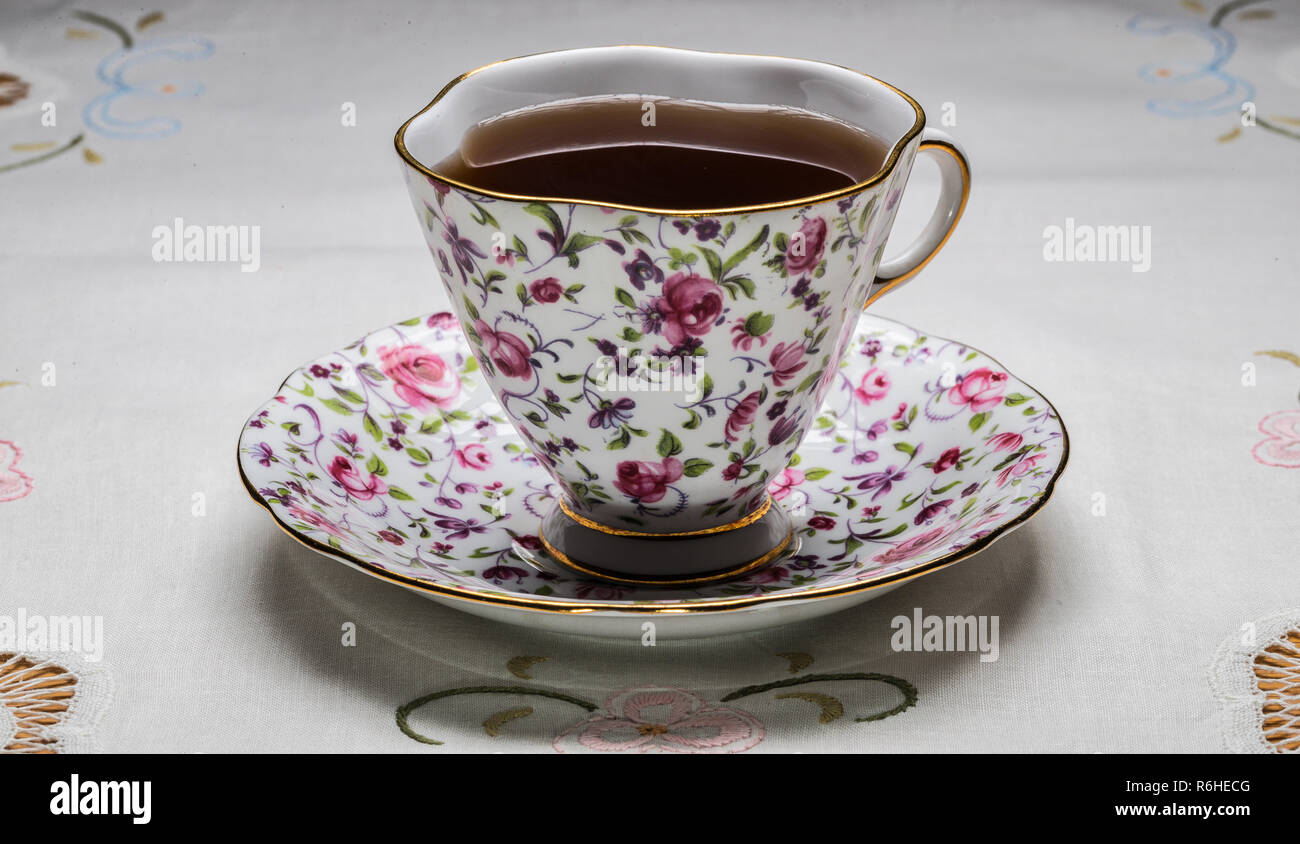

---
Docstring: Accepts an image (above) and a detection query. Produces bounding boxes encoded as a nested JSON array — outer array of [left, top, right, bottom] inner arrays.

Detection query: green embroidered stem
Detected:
[[396, 685, 598, 746], [721, 672, 918, 722], [0, 134, 84, 175], [1208, 0, 1270, 28], [73, 10, 133, 48]]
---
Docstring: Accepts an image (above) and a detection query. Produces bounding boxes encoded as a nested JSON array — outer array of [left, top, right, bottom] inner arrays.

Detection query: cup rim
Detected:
[[394, 44, 926, 217]]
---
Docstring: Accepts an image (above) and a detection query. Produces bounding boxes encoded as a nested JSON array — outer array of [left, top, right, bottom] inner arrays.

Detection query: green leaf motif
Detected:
[[363, 413, 383, 443], [366, 454, 387, 476], [1003, 392, 1031, 406], [657, 429, 683, 458], [321, 398, 353, 416], [614, 287, 637, 308], [682, 458, 713, 477], [969, 412, 989, 432], [388, 486, 414, 501]]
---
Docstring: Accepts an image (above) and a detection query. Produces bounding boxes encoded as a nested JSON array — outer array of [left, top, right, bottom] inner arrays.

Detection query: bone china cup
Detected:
[[395, 46, 970, 584]]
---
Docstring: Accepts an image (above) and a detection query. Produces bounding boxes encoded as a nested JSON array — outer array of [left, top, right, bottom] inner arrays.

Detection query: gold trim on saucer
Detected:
[[393, 45, 927, 218], [556, 495, 772, 538], [536, 523, 794, 587]]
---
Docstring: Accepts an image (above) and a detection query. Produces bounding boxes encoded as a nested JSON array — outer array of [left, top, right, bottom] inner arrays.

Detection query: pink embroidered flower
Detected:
[[287, 505, 346, 538], [854, 368, 891, 405], [0, 441, 33, 503], [729, 316, 770, 351], [725, 391, 762, 442], [327, 455, 388, 500], [473, 319, 532, 379], [948, 368, 1008, 413], [768, 342, 807, 387], [768, 468, 805, 501], [454, 443, 493, 471], [996, 453, 1045, 487], [1253, 410, 1300, 468], [613, 457, 683, 503], [932, 447, 961, 474], [871, 526, 957, 566], [654, 272, 724, 346], [785, 216, 827, 275], [529, 277, 564, 304], [378, 344, 461, 411], [554, 687, 764, 754], [986, 432, 1023, 452]]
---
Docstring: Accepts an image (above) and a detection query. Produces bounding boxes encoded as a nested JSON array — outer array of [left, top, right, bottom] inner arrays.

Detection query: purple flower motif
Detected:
[[638, 303, 666, 336], [837, 197, 855, 213], [849, 465, 907, 500], [790, 277, 810, 298], [862, 339, 882, 358], [590, 397, 634, 431], [768, 414, 802, 447], [913, 499, 953, 526], [434, 516, 487, 541], [672, 220, 692, 235], [622, 249, 664, 290], [766, 399, 788, 421], [866, 419, 888, 440], [251, 443, 276, 467], [693, 219, 721, 241], [595, 339, 619, 357], [454, 482, 479, 494], [851, 450, 879, 464], [482, 565, 529, 584], [309, 364, 330, 378], [391, 419, 407, 435], [443, 219, 487, 278], [387, 436, 403, 451], [802, 293, 820, 311]]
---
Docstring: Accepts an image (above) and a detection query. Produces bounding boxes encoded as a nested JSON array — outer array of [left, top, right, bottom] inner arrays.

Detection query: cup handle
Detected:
[[864, 127, 970, 308]]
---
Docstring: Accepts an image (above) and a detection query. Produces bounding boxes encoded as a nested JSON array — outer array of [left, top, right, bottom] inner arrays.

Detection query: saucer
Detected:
[[238, 311, 1068, 638]]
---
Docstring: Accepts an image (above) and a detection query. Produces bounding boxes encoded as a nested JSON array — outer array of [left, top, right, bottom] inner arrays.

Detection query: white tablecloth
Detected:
[[1, 0, 1297, 753]]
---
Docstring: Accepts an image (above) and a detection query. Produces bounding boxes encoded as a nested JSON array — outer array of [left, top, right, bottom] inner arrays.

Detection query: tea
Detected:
[[433, 96, 889, 208]]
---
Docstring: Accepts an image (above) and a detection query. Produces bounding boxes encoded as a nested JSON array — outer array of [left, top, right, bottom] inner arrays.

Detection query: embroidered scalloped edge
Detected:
[[1, 652, 113, 754]]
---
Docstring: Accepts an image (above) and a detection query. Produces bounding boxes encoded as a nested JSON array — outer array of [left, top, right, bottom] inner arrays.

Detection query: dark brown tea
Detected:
[[433, 97, 889, 208]]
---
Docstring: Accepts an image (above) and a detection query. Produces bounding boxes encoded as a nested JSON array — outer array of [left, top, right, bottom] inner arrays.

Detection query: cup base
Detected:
[[533, 500, 796, 587]]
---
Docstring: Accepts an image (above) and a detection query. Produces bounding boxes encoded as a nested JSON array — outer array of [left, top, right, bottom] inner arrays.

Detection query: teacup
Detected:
[[395, 46, 969, 584]]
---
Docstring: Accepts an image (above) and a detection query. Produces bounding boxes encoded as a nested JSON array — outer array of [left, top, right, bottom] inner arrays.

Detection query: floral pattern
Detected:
[[0, 440, 32, 503], [400, 151, 916, 532], [238, 311, 1067, 609]]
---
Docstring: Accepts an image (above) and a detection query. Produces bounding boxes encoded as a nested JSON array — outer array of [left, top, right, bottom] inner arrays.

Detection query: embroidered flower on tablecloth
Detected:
[[1252, 409, 1300, 468], [553, 687, 764, 754], [0, 440, 33, 502]]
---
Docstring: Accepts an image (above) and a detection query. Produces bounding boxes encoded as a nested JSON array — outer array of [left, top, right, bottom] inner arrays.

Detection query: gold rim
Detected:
[[393, 45, 927, 218], [556, 495, 772, 537], [536, 523, 793, 587], [236, 316, 1069, 616], [864, 137, 971, 308]]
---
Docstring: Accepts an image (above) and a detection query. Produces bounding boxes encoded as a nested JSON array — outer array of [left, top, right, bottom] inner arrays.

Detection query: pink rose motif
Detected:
[[0, 440, 33, 503], [854, 368, 891, 405], [932, 447, 961, 474], [949, 368, 1009, 414], [871, 526, 957, 566], [1253, 410, 1300, 468], [768, 342, 807, 387], [554, 687, 764, 754], [768, 468, 805, 501], [377, 529, 404, 545], [725, 391, 762, 442], [996, 453, 1045, 487], [327, 455, 388, 500], [613, 457, 683, 504], [785, 216, 827, 275], [288, 505, 346, 538], [987, 432, 1023, 452], [378, 344, 461, 411], [473, 319, 533, 380], [529, 277, 564, 304], [427, 311, 459, 330], [655, 272, 724, 346], [454, 443, 493, 471]]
